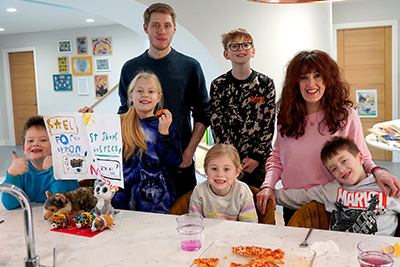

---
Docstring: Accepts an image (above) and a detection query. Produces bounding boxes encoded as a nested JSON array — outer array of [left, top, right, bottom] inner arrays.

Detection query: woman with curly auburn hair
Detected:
[[256, 50, 400, 224], [278, 50, 353, 139]]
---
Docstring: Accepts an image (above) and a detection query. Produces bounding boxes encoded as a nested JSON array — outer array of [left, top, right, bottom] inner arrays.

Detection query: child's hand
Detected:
[[78, 106, 93, 113], [158, 109, 172, 135], [42, 155, 53, 171], [242, 158, 259, 174], [7, 151, 29, 176]]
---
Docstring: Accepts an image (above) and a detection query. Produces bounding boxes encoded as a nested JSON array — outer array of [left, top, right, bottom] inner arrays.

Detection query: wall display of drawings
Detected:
[[94, 74, 109, 98], [71, 56, 93, 75], [57, 56, 69, 73], [44, 113, 124, 188], [356, 89, 377, 118], [58, 40, 72, 53], [53, 74, 72, 91], [76, 36, 88, 54], [92, 37, 112, 55], [95, 57, 111, 72], [77, 77, 89, 95]]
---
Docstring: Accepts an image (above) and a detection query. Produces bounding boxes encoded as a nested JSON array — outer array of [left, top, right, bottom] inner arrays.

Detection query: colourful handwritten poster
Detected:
[[44, 113, 124, 188]]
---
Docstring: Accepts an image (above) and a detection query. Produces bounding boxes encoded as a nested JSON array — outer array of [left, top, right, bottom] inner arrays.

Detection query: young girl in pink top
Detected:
[[256, 50, 400, 224]]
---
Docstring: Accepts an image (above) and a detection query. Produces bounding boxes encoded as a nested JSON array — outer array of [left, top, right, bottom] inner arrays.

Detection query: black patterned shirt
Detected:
[[209, 69, 275, 164]]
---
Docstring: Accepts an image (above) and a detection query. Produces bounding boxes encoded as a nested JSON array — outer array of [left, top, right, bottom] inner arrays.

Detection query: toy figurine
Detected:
[[92, 180, 118, 217], [73, 211, 95, 228], [51, 210, 77, 229], [91, 213, 114, 232], [44, 186, 97, 221]]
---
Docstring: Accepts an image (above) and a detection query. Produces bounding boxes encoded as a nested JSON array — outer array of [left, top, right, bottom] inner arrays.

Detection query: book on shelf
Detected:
[[368, 124, 400, 144]]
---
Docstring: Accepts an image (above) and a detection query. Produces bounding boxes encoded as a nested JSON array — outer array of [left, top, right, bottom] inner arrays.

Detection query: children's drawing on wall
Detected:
[[53, 74, 72, 91], [44, 113, 124, 189], [92, 37, 112, 55], [94, 74, 109, 98], [356, 89, 377, 118], [76, 36, 88, 54]]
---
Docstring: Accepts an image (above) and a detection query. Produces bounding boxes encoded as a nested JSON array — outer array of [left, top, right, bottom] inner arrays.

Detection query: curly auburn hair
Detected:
[[277, 50, 353, 139]]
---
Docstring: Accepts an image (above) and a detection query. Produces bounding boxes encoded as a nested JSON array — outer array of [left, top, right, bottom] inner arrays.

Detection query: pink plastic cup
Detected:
[[358, 251, 394, 267], [176, 214, 204, 252], [357, 241, 394, 259]]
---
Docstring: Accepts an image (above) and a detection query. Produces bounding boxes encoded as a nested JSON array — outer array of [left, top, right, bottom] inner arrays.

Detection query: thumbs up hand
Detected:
[[7, 151, 29, 176]]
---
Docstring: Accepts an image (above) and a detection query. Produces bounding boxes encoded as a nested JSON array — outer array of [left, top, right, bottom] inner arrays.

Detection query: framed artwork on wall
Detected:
[[94, 74, 109, 98], [76, 36, 88, 54], [58, 40, 72, 53], [57, 56, 69, 73], [53, 74, 72, 91], [71, 56, 92, 75], [356, 89, 377, 118], [77, 77, 89, 95], [94, 57, 111, 72], [92, 37, 112, 55]]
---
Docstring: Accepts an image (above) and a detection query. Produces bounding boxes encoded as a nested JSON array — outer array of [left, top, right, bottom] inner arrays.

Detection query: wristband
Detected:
[[371, 166, 389, 174], [259, 186, 271, 191]]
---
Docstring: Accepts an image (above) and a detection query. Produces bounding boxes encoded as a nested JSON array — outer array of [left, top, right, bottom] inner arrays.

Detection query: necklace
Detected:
[[308, 112, 318, 127]]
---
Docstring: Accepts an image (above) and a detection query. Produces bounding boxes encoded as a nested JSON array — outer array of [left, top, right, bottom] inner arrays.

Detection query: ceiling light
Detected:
[[86, 19, 95, 23], [6, 8, 17, 12], [247, 0, 348, 3], [0, 28, 5, 32]]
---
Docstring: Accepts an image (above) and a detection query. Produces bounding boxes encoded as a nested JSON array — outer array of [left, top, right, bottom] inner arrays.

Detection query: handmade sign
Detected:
[[44, 113, 124, 188]]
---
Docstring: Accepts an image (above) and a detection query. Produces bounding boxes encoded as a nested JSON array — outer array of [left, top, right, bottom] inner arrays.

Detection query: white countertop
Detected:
[[1, 205, 399, 266]]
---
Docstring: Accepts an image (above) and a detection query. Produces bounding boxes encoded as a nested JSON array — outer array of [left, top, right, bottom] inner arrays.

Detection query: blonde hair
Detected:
[[221, 28, 254, 50], [121, 72, 163, 161], [204, 144, 242, 173]]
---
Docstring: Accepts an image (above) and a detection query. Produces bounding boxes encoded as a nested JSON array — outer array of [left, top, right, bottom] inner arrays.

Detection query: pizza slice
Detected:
[[247, 257, 279, 267], [230, 257, 279, 267], [232, 246, 284, 264], [193, 258, 219, 267], [155, 109, 167, 116]]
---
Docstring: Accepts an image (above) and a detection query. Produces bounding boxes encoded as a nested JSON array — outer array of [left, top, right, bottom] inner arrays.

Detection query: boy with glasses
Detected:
[[209, 28, 276, 188]]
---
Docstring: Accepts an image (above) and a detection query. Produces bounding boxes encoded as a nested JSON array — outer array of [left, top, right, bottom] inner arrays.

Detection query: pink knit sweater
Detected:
[[261, 108, 375, 190]]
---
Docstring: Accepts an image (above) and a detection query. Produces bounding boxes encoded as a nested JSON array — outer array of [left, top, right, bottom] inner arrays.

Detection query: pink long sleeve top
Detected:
[[261, 108, 376, 190]]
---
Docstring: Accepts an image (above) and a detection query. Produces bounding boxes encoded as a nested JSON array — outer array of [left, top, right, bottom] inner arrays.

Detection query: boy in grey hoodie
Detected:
[[275, 137, 400, 236]]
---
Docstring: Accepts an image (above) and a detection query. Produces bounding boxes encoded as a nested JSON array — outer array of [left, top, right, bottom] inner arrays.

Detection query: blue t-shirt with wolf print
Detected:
[[112, 116, 182, 213]]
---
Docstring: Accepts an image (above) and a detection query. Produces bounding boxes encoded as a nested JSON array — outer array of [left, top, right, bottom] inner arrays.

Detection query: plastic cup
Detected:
[[357, 241, 394, 259], [176, 213, 204, 252], [358, 251, 394, 267]]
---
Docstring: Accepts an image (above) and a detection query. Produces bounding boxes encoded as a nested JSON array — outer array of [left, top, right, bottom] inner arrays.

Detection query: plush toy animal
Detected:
[[51, 210, 77, 229], [91, 213, 114, 232], [44, 186, 97, 221], [73, 211, 95, 229], [92, 180, 118, 218]]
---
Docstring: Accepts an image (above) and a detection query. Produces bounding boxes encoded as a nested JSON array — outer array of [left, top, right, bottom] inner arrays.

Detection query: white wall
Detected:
[[0, 24, 146, 144], [0, 0, 334, 145]]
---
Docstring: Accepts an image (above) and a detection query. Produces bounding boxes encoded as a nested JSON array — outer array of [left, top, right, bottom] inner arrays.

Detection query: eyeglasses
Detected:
[[227, 42, 253, 51]]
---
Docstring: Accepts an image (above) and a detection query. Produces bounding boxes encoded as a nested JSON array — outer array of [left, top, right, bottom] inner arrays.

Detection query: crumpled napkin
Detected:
[[310, 240, 340, 257]]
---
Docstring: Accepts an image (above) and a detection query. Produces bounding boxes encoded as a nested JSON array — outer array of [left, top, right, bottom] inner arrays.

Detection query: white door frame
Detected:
[[2, 47, 40, 145], [333, 20, 399, 162]]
